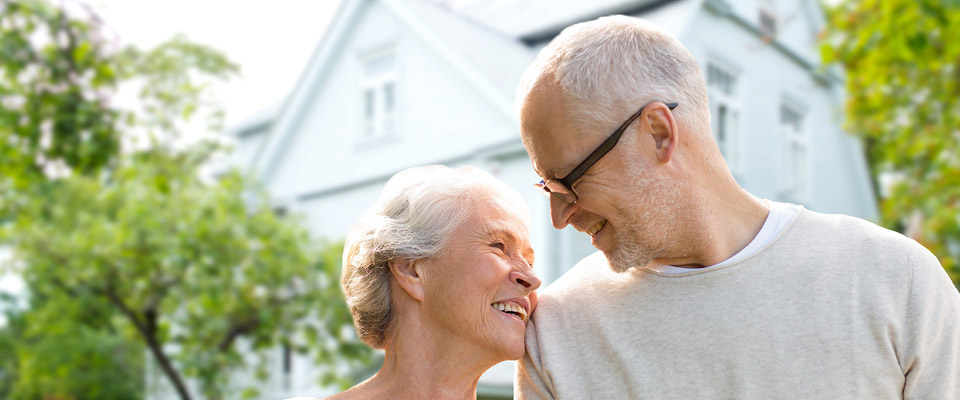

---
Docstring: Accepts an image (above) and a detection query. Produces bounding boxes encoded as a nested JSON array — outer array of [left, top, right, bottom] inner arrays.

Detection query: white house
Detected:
[[165, 0, 878, 398]]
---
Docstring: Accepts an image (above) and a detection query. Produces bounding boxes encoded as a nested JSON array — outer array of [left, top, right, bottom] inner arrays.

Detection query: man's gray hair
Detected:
[[516, 15, 710, 136], [341, 165, 528, 349]]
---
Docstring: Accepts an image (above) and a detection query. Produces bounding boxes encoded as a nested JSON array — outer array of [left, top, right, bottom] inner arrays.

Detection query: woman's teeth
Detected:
[[587, 220, 606, 236], [492, 302, 527, 321]]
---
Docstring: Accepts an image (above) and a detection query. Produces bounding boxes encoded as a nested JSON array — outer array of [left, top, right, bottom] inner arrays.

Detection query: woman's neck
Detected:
[[343, 319, 496, 399]]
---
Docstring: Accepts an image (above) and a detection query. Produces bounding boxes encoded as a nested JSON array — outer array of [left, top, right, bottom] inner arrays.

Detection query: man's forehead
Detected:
[[520, 80, 581, 178]]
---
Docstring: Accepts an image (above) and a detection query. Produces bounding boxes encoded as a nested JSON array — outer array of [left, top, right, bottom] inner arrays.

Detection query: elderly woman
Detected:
[[327, 165, 541, 399]]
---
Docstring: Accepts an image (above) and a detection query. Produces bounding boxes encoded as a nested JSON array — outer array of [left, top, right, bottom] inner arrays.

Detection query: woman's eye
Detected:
[[490, 242, 505, 251]]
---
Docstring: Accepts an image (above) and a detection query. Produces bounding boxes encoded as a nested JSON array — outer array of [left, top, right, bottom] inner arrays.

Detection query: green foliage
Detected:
[[3, 146, 370, 399], [116, 33, 238, 142], [12, 324, 144, 400], [0, 294, 24, 399], [0, 0, 369, 399], [822, 0, 960, 284], [0, 0, 122, 186], [1, 284, 145, 400], [0, 0, 238, 191]]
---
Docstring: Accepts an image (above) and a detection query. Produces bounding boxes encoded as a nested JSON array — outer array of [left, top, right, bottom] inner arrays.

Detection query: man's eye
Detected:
[[490, 242, 505, 251]]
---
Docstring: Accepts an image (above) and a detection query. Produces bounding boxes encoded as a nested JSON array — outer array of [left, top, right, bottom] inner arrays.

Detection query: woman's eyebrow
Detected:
[[476, 222, 519, 243]]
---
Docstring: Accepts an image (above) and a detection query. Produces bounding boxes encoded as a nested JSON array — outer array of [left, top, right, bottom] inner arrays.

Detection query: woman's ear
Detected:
[[389, 259, 425, 302]]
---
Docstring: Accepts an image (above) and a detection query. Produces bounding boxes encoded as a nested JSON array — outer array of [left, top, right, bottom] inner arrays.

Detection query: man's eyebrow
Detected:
[[538, 167, 561, 180]]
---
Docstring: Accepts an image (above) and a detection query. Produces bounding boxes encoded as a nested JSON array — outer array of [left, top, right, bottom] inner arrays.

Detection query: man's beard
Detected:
[[605, 222, 666, 273], [602, 164, 679, 273]]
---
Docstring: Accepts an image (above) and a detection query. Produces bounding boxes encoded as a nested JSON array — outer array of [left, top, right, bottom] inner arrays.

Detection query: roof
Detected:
[[434, 0, 681, 42], [390, 0, 535, 111], [230, 0, 693, 183]]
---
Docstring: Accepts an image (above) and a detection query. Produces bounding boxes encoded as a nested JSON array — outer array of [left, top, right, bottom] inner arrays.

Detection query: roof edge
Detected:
[[520, 0, 684, 45]]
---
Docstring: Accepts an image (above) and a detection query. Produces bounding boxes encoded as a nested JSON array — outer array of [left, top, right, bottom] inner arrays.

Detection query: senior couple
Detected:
[[316, 16, 960, 400]]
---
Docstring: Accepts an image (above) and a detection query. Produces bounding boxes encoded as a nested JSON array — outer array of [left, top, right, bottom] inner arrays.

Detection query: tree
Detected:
[[3, 295, 145, 400], [0, 0, 235, 193], [0, 0, 371, 398], [0, 0, 121, 187], [821, 0, 960, 285], [3, 146, 371, 400]]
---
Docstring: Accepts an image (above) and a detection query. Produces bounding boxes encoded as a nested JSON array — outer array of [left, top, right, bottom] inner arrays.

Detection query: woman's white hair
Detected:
[[516, 15, 711, 136], [341, 165, 528, 349]]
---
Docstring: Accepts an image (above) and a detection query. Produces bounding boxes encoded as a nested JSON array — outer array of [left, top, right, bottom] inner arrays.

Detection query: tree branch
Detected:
[[103, 283, 193, 400], [218, 317, 259, 353]]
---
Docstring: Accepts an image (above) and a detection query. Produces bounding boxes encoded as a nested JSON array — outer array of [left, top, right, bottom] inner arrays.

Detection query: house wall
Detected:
[[265, 0, 519, 203], [228, 130, 268, 174], [682, 3, 876, 218], [726, 0, 824, 64]]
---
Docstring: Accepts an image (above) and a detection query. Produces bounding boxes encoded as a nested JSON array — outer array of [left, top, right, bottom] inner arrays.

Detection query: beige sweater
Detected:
[[517, 209, 960, 399]]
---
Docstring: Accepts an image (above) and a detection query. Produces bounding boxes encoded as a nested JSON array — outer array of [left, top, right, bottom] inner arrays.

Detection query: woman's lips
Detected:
[[490, 299, 529, 321]]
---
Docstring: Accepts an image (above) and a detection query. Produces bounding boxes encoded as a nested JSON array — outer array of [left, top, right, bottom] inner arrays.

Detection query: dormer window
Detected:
[[359, 47, 397, 141], [759, 0, 777, 37]]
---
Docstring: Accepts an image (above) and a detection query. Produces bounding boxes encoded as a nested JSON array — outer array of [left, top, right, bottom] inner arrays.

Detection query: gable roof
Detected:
[[437, 0, 682, 42], [236, 0, 732, 186], [247, 0, 538, 183]]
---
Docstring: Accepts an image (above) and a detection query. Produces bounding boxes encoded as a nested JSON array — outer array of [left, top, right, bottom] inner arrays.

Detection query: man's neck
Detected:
[[657, 185, 769, 268]]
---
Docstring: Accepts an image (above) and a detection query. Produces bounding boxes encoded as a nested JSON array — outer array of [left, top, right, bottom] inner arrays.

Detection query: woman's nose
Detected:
[[510, 269, 542, 291]]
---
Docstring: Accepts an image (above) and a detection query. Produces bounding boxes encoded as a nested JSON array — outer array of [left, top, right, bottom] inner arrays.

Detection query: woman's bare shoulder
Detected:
[[298, 382, 378, 400], [317, 387, 369, 400], [281, 395, 351, 400]]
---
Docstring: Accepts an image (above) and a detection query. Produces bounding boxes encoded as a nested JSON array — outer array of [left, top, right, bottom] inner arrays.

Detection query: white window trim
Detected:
[[356, 44, 400, 148], [780, 99, 809, 201], [705, 59, 743, 174]]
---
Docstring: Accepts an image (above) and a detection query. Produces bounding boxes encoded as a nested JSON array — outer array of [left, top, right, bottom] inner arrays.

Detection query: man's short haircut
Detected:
[[516, 15, 711, 137], [341, 165, 529, 348]]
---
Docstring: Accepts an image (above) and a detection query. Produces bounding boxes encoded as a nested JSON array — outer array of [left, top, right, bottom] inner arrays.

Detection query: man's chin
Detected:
[[603, 250, 641, 273], [602, 244, 656, 274]]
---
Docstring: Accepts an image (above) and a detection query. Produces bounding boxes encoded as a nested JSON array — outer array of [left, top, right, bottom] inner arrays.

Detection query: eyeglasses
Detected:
[[535, 101, 678, 204]]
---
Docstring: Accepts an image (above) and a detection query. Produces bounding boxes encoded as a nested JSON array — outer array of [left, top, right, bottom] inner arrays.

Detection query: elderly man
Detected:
[[514, 15, 960, 399]]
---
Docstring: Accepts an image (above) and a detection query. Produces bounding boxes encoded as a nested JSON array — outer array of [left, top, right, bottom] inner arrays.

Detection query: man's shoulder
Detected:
[[534, 251, 637, 318], [786, 209, 942, 279], [792, 209, 924, 253], [541, 251, 612, 296], [529, 251, 622, 330]]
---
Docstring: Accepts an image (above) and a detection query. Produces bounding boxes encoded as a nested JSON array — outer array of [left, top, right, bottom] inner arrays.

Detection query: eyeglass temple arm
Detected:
[[560, 102, 677, 187]]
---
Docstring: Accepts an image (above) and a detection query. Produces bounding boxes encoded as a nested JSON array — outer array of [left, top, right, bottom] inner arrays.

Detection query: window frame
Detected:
[[780, 100, 809, 201], [356, 44, 400, 146], [758, 0, 777, 37], [705, 59, 743, 174]]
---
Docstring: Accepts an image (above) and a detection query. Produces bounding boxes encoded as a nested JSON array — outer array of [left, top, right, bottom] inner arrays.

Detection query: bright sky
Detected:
[[94, 0, 345, 129]]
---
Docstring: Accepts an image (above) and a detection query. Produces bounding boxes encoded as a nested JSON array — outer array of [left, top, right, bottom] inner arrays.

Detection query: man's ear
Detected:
[[643, 102, 679, 164], [389, 259, 425, 302]]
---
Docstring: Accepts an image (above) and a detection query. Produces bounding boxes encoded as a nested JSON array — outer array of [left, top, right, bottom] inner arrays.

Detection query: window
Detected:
[[781, 104, 807, 198], [706, 62, 741, 170], [359, 48, 397, 141], [759, 0, 777, 37]]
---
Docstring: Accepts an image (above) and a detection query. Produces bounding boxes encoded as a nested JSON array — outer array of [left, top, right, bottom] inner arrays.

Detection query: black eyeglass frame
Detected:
[[537, 101, 679, 204]]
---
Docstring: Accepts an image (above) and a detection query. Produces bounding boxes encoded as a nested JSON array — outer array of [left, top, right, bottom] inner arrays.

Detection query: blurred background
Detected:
[[0, 0, 957, 399]]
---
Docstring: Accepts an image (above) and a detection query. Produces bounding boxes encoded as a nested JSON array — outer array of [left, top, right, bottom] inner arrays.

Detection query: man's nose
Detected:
[[549, 194, 576, 229]]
